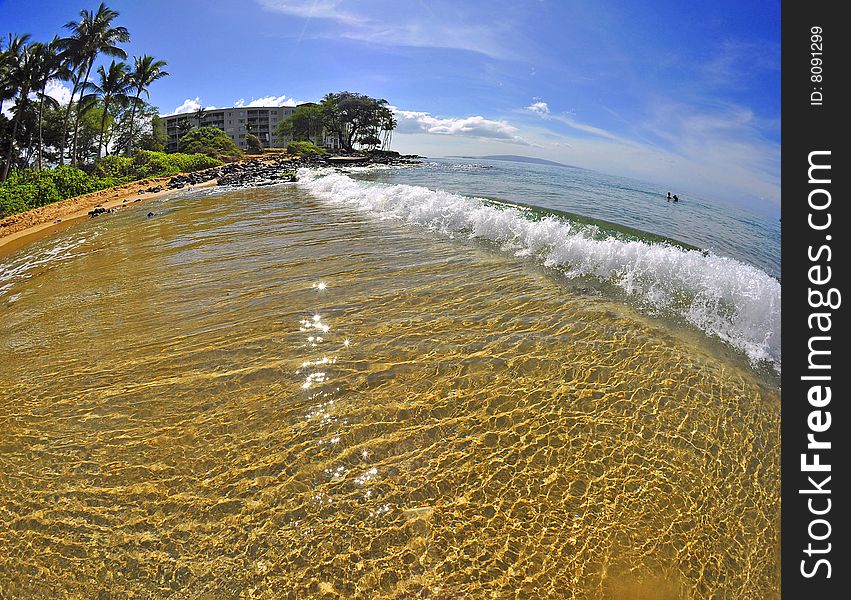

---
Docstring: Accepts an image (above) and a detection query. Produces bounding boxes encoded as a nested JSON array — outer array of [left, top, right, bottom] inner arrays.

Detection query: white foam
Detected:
[[297, 168, 781, 372], [0, 234, 95, 299]]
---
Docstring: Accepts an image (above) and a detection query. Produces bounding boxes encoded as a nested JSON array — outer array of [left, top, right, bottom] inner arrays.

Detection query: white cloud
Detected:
[[44, 80, 73, 106], [394, 109, 532, 145], [233, 95, 298, 108], [171, 97, 202, 115], [526, 101, 549, 115]]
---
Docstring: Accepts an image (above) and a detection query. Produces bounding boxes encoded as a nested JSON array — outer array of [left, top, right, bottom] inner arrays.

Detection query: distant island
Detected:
[[446, 154, 577, 168]]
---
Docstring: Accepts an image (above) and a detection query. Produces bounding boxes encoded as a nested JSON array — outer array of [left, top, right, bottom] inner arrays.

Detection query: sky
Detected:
[[2, 0, 781, 214]]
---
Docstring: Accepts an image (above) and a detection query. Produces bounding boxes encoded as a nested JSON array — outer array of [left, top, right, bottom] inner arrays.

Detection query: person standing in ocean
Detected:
[[666, 191, 672, 201]]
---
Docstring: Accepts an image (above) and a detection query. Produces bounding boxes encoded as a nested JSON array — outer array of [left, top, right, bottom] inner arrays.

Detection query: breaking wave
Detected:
[[297, 168, 781, 372]]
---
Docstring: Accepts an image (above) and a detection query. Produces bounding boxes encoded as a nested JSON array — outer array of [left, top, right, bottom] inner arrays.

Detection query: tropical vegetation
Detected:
[[0, 150, 221, 217], [275, 91, 396, 153], [0, 2, 187, 218], [177, 127, 242, 161], [286, 141, 326, 156]]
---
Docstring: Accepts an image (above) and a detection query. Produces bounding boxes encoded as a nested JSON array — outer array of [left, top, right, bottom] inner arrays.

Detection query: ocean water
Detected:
[[0, 163, 780, 598], [306, 158, 781, 375]]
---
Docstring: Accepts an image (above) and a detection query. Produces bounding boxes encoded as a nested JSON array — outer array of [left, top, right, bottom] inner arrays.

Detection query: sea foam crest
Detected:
[[297, 168, 781, 371]]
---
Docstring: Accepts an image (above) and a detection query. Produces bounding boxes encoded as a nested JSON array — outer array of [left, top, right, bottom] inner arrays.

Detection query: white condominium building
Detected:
[[160, 104, 339, 152]]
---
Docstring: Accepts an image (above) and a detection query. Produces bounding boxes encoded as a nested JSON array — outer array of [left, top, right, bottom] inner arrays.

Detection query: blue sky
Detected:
[[2, 0, 781, 213]]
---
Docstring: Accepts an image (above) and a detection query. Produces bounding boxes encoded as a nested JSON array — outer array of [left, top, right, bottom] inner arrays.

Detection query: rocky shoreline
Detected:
[[158, 152, 423, 192]]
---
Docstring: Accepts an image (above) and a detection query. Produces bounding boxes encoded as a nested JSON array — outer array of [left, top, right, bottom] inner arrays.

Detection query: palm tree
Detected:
[[194, 106, 206, 129], [84, 60, 130, 158], [62, 3, 130, 165], [125, 55, 168, 155], [32, 37, 71, 170], [0, 42, 11, 116], [2, 39, 39, 181], [0, 34, 31, 119]]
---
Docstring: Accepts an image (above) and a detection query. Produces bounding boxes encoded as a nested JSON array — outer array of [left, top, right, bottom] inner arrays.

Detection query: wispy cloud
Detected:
[[516, 97, 779, 206], [255, 0, 360, 22], [701, 39, 781, 89], [524, 99, 628, 143], [255, 0, 521, 59], [394, 108, 533, 145]]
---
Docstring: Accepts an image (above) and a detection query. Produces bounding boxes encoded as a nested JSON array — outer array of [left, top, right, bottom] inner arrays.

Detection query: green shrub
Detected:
[[166, 152, 222, 173], [51, 165, 103, 198], [287, 141, 326, 156], [92, 156, 135, 181], [0, 153, 222, 219], [245, 133, 264, 154], [368, 149, 400, 158], [177, 127, 242, 160], [0, 169, 60, 217], [0, 189, 28, 218]]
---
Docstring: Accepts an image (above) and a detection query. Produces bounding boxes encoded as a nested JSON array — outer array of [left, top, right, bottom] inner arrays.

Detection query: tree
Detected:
[[245, 133, 263, 154], [275, 103, 323, 144], [62, 3, 130, 165], [83, 59, 130, 158], [193, 106, 206, 129], [125, 54, 168, 155], [319, 91, 395, 152], [137, 114, 167, 152], [177, 126, 241, 160], [32, 37, 71, 170], [2, 36, 38, 181], [1, 35, 32, 116], [112, 101, 161, 154]]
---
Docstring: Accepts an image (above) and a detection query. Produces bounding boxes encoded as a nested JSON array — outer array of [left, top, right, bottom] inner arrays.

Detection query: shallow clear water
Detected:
[[0, 182, 779, 598]]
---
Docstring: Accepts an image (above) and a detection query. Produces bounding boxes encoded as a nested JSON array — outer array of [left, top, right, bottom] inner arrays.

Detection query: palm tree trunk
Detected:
[[59, 74, 83, 167], [1, 98, 26, 182], [125, 91, 141, 156], [71, 60, 94, 165], [37, 82, 47, 170], [98, 100, 110, 159]]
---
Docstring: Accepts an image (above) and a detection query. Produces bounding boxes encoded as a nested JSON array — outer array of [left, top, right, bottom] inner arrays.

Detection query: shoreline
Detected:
[[0, 152, 421, 260], [0, 156, 279, 260], [0, 176, 209, 260]]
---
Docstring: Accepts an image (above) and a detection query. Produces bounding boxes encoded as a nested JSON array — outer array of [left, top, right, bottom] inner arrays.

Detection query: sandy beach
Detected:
[[0, 176, 203, 260], [0, 154, 297, 260]]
